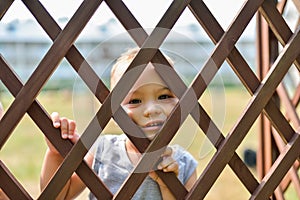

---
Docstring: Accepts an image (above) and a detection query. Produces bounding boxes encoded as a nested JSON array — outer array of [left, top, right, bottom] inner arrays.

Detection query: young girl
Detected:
[[40, 48, 198, 199]]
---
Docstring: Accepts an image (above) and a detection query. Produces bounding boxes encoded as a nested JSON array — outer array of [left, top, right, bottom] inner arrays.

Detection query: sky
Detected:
[[2, 0, 247, 29]]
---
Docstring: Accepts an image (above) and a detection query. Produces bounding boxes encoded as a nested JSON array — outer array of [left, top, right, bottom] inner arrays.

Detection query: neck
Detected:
[[125, 139, 140, 154], [125, 139, 141, 165]]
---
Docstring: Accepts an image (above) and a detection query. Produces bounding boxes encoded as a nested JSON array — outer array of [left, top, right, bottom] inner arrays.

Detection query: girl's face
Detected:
[[121, 65, 178, 140]]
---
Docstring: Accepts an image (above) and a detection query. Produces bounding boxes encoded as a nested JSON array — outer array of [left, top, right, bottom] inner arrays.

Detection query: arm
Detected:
[[40, 112, 93, 199]]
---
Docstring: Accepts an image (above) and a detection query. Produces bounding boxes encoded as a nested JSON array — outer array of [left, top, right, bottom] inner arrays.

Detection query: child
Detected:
[[40, 48, 198, 199]]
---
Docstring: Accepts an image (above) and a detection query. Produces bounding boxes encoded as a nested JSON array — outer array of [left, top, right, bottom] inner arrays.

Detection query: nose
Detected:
[[143, 102, 162, 117]]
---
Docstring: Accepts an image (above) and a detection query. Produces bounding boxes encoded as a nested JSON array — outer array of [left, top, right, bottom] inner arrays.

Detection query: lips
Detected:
[[146, 122, 163, 127], [143, 120, 164, 128], [141, 120, 164, 133]]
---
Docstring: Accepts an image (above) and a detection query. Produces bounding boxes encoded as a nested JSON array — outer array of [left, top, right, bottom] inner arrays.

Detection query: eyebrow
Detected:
[[127, 85, 172, 96]]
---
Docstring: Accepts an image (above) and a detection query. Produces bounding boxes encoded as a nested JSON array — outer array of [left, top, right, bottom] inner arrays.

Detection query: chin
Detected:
[[143, 131, 156, 140], [142, 127, 161, 140]]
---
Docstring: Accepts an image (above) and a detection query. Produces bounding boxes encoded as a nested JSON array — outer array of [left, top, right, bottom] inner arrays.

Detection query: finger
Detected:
[[60, 117, 69, 139], [163, 162, 178, 175], [148, 171, 159, 181], [158, 156, 179, 175], [158, 156, 174, 170], [51, 112, 61, 128], [69, 132, 80, 144], [161, 146, 172, 157], [67, 120, 76, 139]]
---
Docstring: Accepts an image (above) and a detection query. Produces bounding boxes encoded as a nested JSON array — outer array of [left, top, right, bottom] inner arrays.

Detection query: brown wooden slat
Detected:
[[0, 0, 102, 150], [277, 83, 300, 128], [258, 2, 300, 197], [24, 0, 148, 164], [0, 55, 112, 199], [250, 132, 300, 199], [272, 127, 300, 197], [0, 0, 13, 20], [38, 116, 111, 199], [0, 161, 32, 199], [2, 0, 113, 197], [23, 0, 149, 152], [189, 0, 258, 90], [113, 106, 189, 198], [0, 2, 104, 198], [189, 0, 295, 146], [259, 0, 300, 71], [22, 0, 109, 102], [115, 104, 183, 200], [39, 0, 191, 198], [190, 0, 264, 98], [106, 0, 191, 196], [118, 0, 266, 198], [107, 1, 258, 195], [280, 165, 300, 195], [274, 187, 285, 200], [105, 0, 147, 46], [256, 9, 279, 193], [38, 50, 151, 198], [116, 0, 265, 194], [187, 21, 300, 199], [0, 0, 299, 199], [0, 1, 109, 197]]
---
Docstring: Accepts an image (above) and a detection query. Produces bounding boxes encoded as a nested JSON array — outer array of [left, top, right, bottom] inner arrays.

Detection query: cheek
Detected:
[[164, 101, 177, 116], [126, 109, 134, 119], [122, 106, 137, 121], [122, 106, 133, 117]]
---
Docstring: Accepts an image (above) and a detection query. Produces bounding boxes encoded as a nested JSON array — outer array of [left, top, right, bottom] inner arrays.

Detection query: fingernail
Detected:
[[53, 122, 60, 128], [62, 134, 68, 139]]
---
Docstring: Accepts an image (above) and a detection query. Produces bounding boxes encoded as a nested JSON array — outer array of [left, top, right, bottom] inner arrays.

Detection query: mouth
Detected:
[[141, 120, 164, 133], [145, 121, 164, 127]]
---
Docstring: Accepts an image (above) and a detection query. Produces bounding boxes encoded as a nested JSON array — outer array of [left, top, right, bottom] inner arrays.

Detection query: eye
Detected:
[[128, 99, 141, 104], [158, 94, 173, 100]]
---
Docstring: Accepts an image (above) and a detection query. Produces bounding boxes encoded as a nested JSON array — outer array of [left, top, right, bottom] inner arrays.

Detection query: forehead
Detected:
[[129, 64, 167, 93]]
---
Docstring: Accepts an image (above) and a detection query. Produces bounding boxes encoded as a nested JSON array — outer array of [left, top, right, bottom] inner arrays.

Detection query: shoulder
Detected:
[[171, 145, 196, 162], [94, 134, 126, 156], [98, 134, 126, 145], [93, 134, 126, 168], [171, 144, 197, 169]]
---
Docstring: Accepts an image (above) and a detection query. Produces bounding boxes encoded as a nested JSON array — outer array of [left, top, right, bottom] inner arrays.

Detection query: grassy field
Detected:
[[0, 87, 296, 199]]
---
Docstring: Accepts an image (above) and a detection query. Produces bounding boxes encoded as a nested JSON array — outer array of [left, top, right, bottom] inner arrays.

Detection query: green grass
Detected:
[[0, 90, 74, 198], [0, 87, 297, 199]]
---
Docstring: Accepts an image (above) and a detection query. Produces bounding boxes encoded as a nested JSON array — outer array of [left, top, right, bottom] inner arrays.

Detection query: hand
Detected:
[[46, 112, 79, 154], [0, 189, 9, 200], [149, 147, 179, 183], [51, 112, 77, 141], [157, 147, 179, 176]]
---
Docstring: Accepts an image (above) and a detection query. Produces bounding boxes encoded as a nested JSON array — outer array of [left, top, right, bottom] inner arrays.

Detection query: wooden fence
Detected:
[[0, 0, 299, 199]]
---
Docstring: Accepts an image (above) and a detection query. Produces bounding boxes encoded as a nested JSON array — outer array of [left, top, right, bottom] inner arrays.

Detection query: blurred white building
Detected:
[[0, 17, 259, 91]]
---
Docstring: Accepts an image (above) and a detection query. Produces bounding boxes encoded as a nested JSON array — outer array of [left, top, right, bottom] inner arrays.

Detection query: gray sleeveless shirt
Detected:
[[89, 134, 197, 199]]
